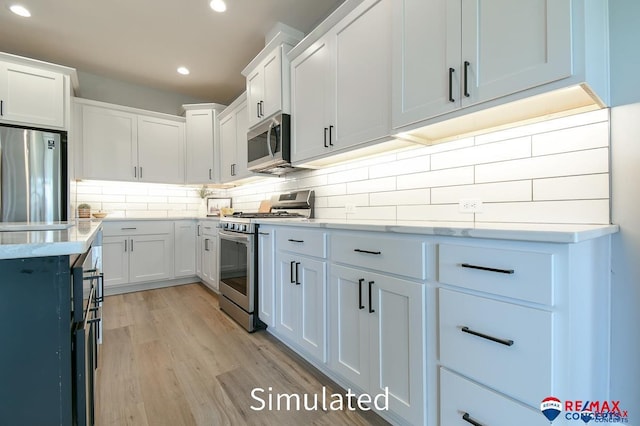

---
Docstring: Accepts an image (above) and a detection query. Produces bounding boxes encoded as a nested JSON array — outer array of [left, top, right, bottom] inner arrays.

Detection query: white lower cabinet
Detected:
[[102, 221, 174, 289], [440, 368, 542, 425], [258, 226, 275, 327], [329, 264, 426, 426], [197, 221, 219, 291], [174, 221, 196, 278], [275, 251, 327, 363]]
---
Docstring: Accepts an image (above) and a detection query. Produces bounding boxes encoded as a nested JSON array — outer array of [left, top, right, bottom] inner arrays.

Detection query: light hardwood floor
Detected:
[[96, 283, 390, 426]]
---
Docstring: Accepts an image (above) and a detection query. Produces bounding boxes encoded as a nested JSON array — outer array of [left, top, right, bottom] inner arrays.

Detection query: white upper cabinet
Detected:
[[393, 0, 600, 131], [246, 47, 288, 127], [291, 0, 391, 165], [460, 0, 571, 107], [184, 105, 225, 184], [219, 94, 250, 183], [137, 115, 185, 183], [0, 61, 65, 129], [77, 99, 186, 184], [81, 105, 138, 181], [243, 28, 302, 129]]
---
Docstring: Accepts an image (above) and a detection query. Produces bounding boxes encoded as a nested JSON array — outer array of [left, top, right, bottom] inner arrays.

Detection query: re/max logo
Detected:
[[564, 400, 627, 416]]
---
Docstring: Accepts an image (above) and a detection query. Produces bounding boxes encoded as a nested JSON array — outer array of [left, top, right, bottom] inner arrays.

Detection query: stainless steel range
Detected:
[[218, 190, 314, 332]]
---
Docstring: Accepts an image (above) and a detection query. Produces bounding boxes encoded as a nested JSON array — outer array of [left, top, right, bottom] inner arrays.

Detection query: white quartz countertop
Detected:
[[254, 219, 619, 243], [101, 216, 220, 222], [0, 220, 103, 260]]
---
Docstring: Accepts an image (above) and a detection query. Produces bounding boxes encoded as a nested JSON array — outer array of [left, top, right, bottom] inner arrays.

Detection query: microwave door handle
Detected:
[[267, 122, 275, 158]]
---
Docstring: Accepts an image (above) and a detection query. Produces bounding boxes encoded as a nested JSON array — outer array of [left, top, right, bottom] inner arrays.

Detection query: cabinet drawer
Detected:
[[331, 232, 426, 280], [197, 221, 218, 236], [276, 227, 326, 258], [440, 368, 543, 426], [439, 243, 553, 305], [439, 288, 553, 407], [103, 221, 174, 236]]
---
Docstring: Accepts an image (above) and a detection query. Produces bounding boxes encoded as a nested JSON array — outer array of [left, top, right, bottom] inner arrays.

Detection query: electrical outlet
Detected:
[[345, 203, 357, 214], [459, 198, 483, 213]]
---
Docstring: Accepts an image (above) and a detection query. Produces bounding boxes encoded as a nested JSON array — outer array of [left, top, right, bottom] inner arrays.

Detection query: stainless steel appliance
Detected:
[[218, 190, 314, 331], [0, 125, 67, 222], [247, 113, 296, 175]]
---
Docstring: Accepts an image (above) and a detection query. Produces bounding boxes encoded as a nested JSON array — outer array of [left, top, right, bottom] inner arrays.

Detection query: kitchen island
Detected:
[[0, 220, 103, 425]]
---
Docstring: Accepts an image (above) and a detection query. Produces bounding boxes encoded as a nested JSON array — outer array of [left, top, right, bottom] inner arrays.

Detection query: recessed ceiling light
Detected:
[[10, 4, 31, 17], [177, 67, 190, 75], [210, 0, 226, 13]]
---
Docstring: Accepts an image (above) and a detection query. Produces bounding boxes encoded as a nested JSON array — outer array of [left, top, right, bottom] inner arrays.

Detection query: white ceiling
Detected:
[[0, 0, 344, 104]]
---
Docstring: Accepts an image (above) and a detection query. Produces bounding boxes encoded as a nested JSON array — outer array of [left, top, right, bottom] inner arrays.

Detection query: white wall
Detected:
[[231, 109, 611, 225]]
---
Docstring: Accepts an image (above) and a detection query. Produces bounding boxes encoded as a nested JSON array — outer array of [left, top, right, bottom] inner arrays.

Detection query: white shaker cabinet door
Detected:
[[291, 37, 333, 164], [174, 222, 196, 278], [276, 252, 300, 344], [233, 101, 250, 180], [261, 48, 283, 121], [185, 109, 215, 184], [246, 67, 264, 128], [461, 0, 572, 107], [392, 0, 461, 128], [334, 0, 391, 148], [81, 105, 138, 181], [297, 257, 327, 363], [137, 116, 185, 184], [128, 234, 174, 283], [369, 275, 426, 426], [258, 228, 276, 327], [102, 236, 130, 288], [0, 61, 65, 128]]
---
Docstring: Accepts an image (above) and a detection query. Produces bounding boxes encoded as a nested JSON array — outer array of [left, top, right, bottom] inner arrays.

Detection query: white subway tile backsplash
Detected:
[[533, 174, 609, 201], [532, 122, 609, 156], [431, 136, 531, 170], [347, 176, 396, 194], [431, 180, 532, 204], [397, 167, 474, 190], [397, 204, 473, 222], [74, 109, 610, 225], [475, 148, 609, 183], [369, 189, 431, 206], [477, 200, 609, 224]]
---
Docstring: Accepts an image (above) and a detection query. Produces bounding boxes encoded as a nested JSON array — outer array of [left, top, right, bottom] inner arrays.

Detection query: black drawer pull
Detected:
[[288, 239, 304, 243], [358, 278, 365, 310], [463, 61, 471, 98], [295, 262, 301, 285], [462, 412, 484, 426], [461, 326, 514, 347], [121, 227, 137, 230], [354, 249, 381, 255], [460, 263, 514, 274], [290, 261, 295, 284], [448, 67, 455, 102]]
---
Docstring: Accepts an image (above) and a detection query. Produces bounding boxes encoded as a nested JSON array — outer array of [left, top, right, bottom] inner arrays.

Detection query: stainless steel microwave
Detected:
[[247, 113, 292, 175]]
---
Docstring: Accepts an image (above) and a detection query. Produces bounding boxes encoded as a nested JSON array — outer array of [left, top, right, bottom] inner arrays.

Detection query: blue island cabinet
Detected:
[[0, 255, 73, 426]]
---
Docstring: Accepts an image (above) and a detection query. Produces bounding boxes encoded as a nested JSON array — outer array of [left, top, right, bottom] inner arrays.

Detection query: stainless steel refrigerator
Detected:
[[0, 126, 67, 222]]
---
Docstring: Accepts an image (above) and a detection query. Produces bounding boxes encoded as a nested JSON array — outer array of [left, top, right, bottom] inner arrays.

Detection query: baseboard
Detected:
[[104, 276, 200, 296]]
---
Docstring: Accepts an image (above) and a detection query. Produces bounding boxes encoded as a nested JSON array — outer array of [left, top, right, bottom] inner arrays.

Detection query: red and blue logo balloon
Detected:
[[540, 397, 562, 422]]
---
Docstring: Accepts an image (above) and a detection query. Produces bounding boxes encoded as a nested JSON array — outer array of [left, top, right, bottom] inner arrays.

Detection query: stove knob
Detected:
[[240, 224, 247, 232]]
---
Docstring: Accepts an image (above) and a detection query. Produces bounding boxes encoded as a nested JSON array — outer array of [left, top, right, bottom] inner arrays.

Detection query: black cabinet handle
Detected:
[[288, 239, 304, 243], [329, 125, 334, 146], [260, 101, 264, 117], [1, 100, 3, 115], [258, 232, 270, 235], [464, 61, 471, 98], [290, 261, 295, 284], [197, 225, 201, 236], [124, 239, 127, 252], [257, 102, 260, 118], [461, 326, 514, 347], [295, 262, 301, 285], [134, 166, 137, 178], [368, 281, 375, 313], [96, 273, 105, 303], [209, 168, 212, 180], [448, 68, 455, 102], [462, 412, 484, 426], [140, 167, 143, 178], [121, 227, 137, 230], [358, 278, 365, 310], [130, 239, 134, 251], [354, 249, 381, 255], [324, 127, 329, 148], [460, 263, 515, 274]]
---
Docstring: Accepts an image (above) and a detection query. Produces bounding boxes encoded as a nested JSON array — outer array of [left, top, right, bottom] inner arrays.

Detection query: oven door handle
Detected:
[[218, 230, 251, 243]]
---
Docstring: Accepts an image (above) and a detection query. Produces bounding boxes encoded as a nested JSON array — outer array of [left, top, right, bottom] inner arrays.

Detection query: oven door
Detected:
[[218, 230, 254, 312]]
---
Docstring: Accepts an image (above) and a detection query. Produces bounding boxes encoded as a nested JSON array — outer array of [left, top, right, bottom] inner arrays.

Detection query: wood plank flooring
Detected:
[[96, 284, 390, 426]]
